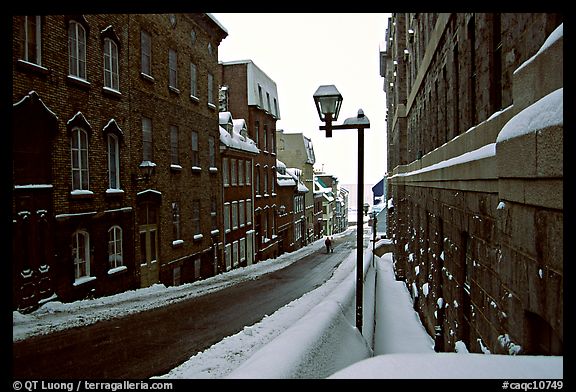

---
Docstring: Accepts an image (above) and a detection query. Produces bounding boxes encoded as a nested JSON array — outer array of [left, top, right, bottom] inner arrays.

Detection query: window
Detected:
[[239, 200, 245, 227], [233, 241, 239, 267], [224, 203, 230, 233], [141, 30, 151, 76], [263, 125, 268, 151], [190, 63, 198, 98], [211, 199, 217, 230], [246, 160, 251, 185], [238, 159, 244, 185], [72, 230, 90, 280], [192, 200, 201, 235], [172, 202, 181, 241], [21, 16, 41, 65], [68, 21, 87, 79], [258, 84, 263, 107], [263, 167, 268, 194], [223, 158, 229, 186], [142, 117, 153, 161], [266, 92, 271, 112], [273, 98, 278, 117], [255, 166, 260, 195], [240, 238, 246, 263], [170, 125, 179, 165], [231, 159, 237, 186], [191, 130, 199, 168], [103, 38, 119, 91], [108, 226, 123, 269], [71, 127, 89, 191], [232, 201, 238, 230], [169, 49, 178, 89], [208, 73, 214, 105], [271, 169, 275, 194], [208, 136, 216, 168], [254, 121, 259, 146], [107, 134, 120, 189], [246, 199, 252, 225]]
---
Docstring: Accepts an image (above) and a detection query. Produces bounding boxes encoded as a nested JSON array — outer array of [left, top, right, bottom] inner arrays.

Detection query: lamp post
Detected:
[[313, 84, 370, 333]]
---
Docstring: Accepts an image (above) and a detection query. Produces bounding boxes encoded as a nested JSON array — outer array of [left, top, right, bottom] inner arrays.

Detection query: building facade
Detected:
[[383, 13, 563, 355], [12, 13, 227, 310], [220, 60, 281, 261], [276, 130, 317, 244]]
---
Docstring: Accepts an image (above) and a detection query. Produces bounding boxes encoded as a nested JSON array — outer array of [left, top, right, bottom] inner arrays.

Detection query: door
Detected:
[[138, 202, 159, 287]]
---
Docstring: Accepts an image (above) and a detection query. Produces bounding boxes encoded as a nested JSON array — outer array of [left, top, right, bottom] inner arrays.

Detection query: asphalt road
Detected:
[[12, 230, 359, 379]]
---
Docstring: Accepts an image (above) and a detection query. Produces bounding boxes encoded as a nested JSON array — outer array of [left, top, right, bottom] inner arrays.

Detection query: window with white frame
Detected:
[[223, 158, 229, 186], [141, 30, 151, 76], [68, 20, 87, 79], [169, 48, 178, 89], [225, 243, 231, 270], [246, 160, 251, 185], [170, 125, 179, 165], [72, 230, 90, 280], [21, 16, 42, 65], [263, 125, 268, 151], [232, 201, 238, 230], [142, 117, 153, 161], [208, 73, 214, 105], [107, 133, 120, 189], [108, 226, 123, 269], [224, 202, 230, 233], [233, 240, 239, 267], [239, 200, 245, 227], [246, 199, 252, 225], [71, 127, 89, 191], [240, 237, 246, 263], [255, 166, 260, 195], [263, 167, 268, 194], [254, 121, 259, 146], [238, 159, 244, 186], [103, 38, 119, 91], [271, 169, 275, 194], [231, 159, 237, 186], [190, 63, 198, 98], [172, 202, 181, 241], [191, 130, 200, 168]]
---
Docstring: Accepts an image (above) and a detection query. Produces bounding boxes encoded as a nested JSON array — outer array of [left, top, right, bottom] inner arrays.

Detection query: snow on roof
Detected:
[[219, 111, 233, 125], [219, 126, 259, 154], [496, 88, 563, 143], [277, 173, 296, 187], [514, 23, 562, 75]]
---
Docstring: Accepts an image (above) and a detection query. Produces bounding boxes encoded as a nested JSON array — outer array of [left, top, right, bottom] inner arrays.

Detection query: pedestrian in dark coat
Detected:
[[325, 237, 332, 253]]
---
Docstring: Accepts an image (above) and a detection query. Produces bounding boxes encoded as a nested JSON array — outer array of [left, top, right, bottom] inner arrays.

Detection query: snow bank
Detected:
[[329, 353, 563, 379], [225, 249, 374, 379]]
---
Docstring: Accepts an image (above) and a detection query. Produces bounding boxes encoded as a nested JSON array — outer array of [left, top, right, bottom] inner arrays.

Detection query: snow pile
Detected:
[[496, 88, 563, 143]]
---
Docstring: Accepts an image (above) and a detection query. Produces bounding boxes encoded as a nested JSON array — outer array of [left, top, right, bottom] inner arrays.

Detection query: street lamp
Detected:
[[313, 84, 370, 333]]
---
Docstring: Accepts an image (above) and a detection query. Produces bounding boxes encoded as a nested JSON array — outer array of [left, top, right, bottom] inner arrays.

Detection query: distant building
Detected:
[[383, 13, 563, 355]]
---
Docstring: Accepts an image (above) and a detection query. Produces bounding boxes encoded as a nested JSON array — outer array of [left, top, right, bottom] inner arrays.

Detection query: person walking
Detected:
[[325, 236, 332, 254]]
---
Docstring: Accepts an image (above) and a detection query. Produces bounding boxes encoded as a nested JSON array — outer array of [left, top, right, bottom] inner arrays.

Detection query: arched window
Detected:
[[108, 226, 123, 269], [72, 230, 90, 280], [71, 127, 89, 191], [68, 20, 87, 79], [107, 133, 120, 189], [103, 38, 119, 91]]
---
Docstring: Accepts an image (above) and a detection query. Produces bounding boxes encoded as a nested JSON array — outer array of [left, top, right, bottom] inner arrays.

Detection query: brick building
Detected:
[[382, 13, 563, 354], [275, 160, 297, 253], [220, 60, 281, 261], [219, 112, 258, 270], [12, 13, 227, 310]]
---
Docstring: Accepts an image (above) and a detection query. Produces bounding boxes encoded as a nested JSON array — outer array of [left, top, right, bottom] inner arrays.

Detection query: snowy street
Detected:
[[13, 225, 563, 379]]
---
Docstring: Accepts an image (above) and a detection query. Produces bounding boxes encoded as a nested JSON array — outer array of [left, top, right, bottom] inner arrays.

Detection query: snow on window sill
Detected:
[[70, 190, 94, 199], [208, 102, 216, 110], [169, 86, 180, 94], [171, 164, 183, 172], [140, 72, 155, 82], [211, 229, 220, 236], [108, 265, 127, 275], [209, 167, 218, 173], [102, 86, 122, 98], [172, 239, 184, 247], [190, 95, 200, 103], [191, 166, 202, 173], [67, 75, 91, 89], [73, 276, 96, 286], [16, 59, 49, 75], [106, 188, 124, 194], [193, 234, 204, 241]]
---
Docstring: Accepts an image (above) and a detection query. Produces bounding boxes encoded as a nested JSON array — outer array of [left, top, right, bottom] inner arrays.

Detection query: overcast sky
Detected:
[[213, 13, 391, 185]]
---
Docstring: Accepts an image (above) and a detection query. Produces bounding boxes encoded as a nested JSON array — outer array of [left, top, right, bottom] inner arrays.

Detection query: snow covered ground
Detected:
[[13, 226, 563, 379]]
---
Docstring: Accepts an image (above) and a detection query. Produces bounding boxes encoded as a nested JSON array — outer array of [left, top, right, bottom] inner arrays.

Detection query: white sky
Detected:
[[213, 13, 391, 185]]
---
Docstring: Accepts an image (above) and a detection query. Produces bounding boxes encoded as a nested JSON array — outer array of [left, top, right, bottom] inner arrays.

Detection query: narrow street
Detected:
[[13, 230, 358, 379]]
